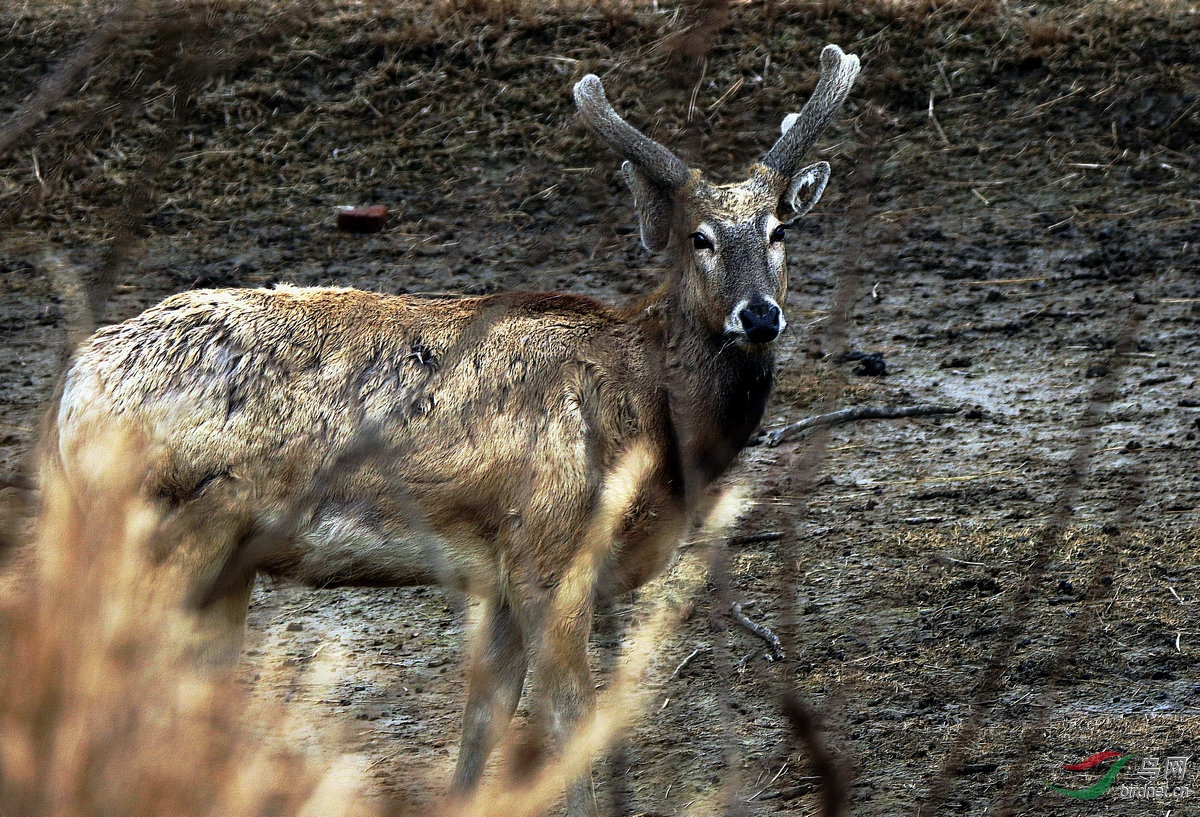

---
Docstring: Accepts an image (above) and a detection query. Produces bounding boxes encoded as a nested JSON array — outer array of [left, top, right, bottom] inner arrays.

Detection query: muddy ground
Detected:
[[1, 1, 1198, 815]]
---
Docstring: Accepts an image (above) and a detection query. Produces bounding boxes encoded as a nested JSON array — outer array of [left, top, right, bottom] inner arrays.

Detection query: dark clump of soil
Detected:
[[1, 1, 1197, 815]]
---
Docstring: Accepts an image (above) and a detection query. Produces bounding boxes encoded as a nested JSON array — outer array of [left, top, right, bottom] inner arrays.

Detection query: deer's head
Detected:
[[575, 45, 860, 347]]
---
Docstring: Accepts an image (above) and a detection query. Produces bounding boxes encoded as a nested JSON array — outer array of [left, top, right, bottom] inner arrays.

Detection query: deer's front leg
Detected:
[[537, 600, 599, 817], [451, 598, 528, 794]]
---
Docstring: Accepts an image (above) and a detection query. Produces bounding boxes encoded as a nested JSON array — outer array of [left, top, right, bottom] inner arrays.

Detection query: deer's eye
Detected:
[[769, 224, 788, 243], [691, 232, 714, 252]]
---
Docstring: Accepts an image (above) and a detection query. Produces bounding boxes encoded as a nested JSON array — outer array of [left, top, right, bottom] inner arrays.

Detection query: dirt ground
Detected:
[[1, 1, 1198, 815]]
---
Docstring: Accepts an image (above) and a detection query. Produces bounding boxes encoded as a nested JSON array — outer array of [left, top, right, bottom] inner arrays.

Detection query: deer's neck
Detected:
[[632, 287, 776, 490]]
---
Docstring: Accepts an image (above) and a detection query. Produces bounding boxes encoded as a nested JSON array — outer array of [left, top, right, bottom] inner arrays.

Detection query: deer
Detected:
[[41, 44, 859, 816]]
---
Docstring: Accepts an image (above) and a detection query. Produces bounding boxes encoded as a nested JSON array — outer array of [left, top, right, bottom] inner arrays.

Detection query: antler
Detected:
[[760, 44, 860, 180], [573, 74, 691, 193]]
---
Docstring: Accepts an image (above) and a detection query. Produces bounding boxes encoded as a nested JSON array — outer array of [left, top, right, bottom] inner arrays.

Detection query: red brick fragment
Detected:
[[336, 205, 388, 234]]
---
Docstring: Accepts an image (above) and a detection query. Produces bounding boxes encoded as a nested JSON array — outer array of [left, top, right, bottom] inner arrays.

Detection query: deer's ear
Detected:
[[623, 161, 672, 252], [780, 161, 830, 221]]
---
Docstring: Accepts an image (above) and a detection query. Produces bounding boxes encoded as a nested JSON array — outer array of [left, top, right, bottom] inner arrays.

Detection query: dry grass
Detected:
[[2, 0, 1195, 261], [1, 0, 1193, 272], [0, 431, 379, 817]]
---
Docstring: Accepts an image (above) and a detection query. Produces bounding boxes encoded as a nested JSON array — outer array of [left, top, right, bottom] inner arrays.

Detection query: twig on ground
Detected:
[[734, 650, 757, 673], [731, 602, 784, 661], [747, 763, 795, 801], [764, 404, 962, 447], [936, 554, 988, 568], [728, 531, 783, 547], [928, 91, 952, 146], [668, 647, 708, 680], [751, 778, 821, 801]]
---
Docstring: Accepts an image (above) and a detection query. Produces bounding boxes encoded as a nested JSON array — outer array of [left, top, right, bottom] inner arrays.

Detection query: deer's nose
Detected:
[[738, 299, 783, 344]]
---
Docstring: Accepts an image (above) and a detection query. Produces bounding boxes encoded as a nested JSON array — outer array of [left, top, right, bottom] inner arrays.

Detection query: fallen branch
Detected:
[[731, 603, 784, 661], [764, 404, 962, 447], [728, 531, 783, 547]]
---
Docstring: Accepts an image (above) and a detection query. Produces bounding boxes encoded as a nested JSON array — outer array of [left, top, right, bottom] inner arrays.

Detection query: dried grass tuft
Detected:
[[1020, 13, 1070, 50], [0, 431, 378, 817]]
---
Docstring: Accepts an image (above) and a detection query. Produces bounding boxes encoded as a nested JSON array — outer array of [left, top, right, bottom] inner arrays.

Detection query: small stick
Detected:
[[731, 602, 784, 660], [928, 91, 951, 146], [764, 404, 961, 447], [728, 531, 783, 547], [937, 554, 988, 568], [747, 763, 792, 801], [668, 647, 708, 680], [752, 780, 820, 801]]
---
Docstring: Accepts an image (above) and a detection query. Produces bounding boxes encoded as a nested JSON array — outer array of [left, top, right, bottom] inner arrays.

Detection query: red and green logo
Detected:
[[1048, 751, 1130, 799]]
